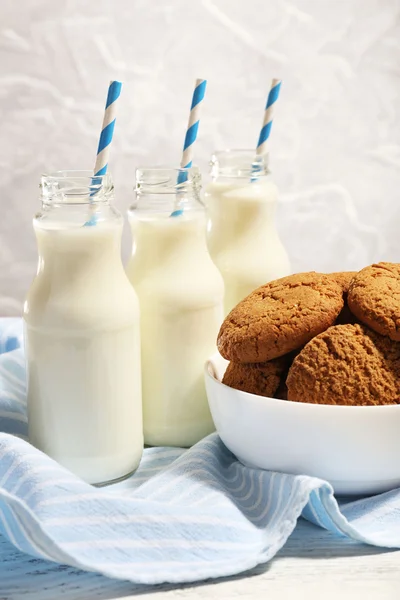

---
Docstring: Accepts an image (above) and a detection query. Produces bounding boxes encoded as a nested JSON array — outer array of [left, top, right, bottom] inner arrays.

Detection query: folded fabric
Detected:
[[0, 318, 399, 585]]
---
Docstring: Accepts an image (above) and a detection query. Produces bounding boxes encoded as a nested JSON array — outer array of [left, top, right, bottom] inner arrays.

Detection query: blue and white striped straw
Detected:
[[180, 78, 207, 170], [85, 81, 122, 226], [170, 78, 207, 217], [94, 80, 122, 176], [256, 78, 281, 156]]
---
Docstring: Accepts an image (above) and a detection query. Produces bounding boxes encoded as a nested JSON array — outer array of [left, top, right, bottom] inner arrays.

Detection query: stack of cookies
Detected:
[[217, 263, 400, 406]]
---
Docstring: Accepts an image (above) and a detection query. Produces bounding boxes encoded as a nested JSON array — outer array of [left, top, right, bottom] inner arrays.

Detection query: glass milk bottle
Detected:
[[24, 171, 143, 485], [126, 167, 224, 447], [205, 150, 290, 314]]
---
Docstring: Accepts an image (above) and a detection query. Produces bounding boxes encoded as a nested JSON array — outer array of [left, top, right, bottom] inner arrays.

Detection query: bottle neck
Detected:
[[206, 149, 277, 222], [33, 223, 124, 297], [205, 176, 279, 236], [133, 192, 204, 217], [38, 171, 119, 228], [35, 221, 123, 266], [130, 210, 208, 269], [131, 166, 203, 216], [210, 149, 270, 182]]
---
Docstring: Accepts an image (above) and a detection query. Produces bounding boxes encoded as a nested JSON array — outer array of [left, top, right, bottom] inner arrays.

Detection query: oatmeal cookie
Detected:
[[348, 263, 400, 341], [217, 272, 344, 363], [286, 323, 400, 406], [222, 356, 288, 397]]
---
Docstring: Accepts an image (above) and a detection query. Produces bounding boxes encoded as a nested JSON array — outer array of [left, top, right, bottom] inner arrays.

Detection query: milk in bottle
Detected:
[[126, 167, 224, 447], [205, 150, 290, 314], [24, 172, 143, 484]]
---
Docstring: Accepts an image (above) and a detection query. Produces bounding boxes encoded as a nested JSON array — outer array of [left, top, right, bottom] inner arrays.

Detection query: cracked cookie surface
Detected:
[[217, 272, 344, 363], [286, 323, 400, 406], [348, 262, 400, 341]]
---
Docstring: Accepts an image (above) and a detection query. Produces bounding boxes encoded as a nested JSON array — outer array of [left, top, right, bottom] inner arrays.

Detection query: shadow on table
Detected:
[[0, 519, 396, 600]]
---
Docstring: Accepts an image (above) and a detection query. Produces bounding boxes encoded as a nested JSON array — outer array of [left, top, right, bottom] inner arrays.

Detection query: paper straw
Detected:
[[256, 78, 281, 156], [170, 78, 207, 217], [94, 80, 122, 176], [180, 78, 207, 169], [85, 80, 122, 226]]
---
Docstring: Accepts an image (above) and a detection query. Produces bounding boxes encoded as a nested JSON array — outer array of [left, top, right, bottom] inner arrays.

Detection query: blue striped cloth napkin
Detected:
[[0, 318, 400, 585]]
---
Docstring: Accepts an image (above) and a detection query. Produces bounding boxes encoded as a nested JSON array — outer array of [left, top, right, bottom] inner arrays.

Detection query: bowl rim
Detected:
[[205, 352, 400, 412]]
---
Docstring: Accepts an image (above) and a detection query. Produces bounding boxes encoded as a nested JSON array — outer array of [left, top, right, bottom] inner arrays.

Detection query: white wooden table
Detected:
[[1, 519, 399, 600]]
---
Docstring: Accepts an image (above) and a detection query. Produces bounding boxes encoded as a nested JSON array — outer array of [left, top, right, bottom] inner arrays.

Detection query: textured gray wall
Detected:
[[1, 0, 399, 315]]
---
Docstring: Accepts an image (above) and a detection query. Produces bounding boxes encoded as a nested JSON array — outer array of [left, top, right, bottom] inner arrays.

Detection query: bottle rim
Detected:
[[40, 170, 114, 205], [135, 166, 201, 194], [210, 149, 270, 178]]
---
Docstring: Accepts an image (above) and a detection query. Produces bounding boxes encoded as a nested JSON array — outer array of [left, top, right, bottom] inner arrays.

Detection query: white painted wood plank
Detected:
[[1, 520, 399, 600]]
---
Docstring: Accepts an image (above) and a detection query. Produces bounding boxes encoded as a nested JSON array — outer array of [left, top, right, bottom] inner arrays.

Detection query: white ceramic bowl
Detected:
[[205, 352, 400, 495]]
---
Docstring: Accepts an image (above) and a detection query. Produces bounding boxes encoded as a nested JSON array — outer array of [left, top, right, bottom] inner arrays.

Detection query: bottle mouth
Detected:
[[41, 170, 114, 204], [130, 166, 203, 216], [210, 149, 270, 178], [135, 166, 201, 194]]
